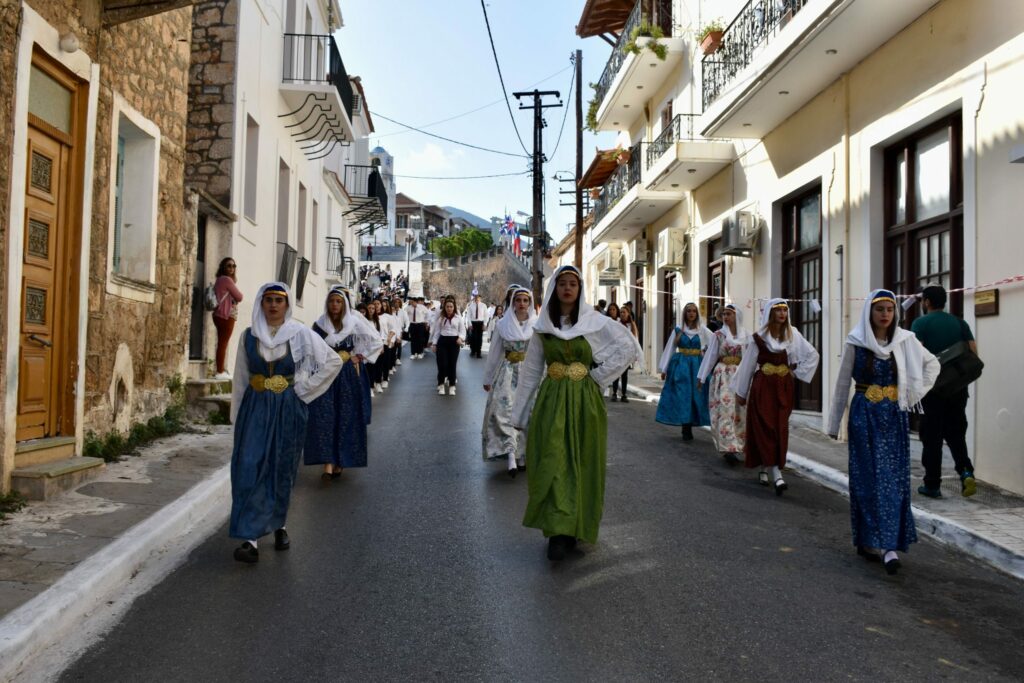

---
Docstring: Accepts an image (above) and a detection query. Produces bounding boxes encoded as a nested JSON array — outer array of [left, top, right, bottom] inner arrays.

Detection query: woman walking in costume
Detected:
[[732, 298, 819, 495], [697, 303, 750, 464], [485, 304, 504, 344], [229, 282, 342, 563], [304, 286, 383, 480], [511, 266, 641, 561], [828, 289, 938, 574], [482, 287, 536, 477], [430, 297, 466, 395], [656, 302, 712, 441], [610, 305, 639, 402]]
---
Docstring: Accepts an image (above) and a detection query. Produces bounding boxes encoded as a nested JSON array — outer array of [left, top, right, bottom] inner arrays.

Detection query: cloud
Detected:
[[400, 143, 465, 176]]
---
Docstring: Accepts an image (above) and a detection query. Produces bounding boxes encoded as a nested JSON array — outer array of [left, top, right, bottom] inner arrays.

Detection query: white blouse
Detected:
[[730, 329, 820, 400], [429, 315, 467, 344]]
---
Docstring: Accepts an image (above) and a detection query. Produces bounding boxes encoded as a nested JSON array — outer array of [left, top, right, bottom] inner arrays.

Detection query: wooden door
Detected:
[[662, 271, 678, 346]]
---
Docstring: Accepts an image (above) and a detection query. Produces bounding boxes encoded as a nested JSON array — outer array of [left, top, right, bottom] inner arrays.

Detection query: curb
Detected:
[[0, 463, 231, 682]]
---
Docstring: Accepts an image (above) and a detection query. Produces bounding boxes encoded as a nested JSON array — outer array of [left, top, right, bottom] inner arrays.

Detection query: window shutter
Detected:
[[113, 136, 125, 271]]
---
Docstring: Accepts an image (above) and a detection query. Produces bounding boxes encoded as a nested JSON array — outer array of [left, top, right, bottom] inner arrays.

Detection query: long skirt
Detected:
[[303, 361, 372, 468], [708, 363, 745, 453], [482, 345, 531, 461], [656, 353, 710, 426], [744, 372, 793, 468]]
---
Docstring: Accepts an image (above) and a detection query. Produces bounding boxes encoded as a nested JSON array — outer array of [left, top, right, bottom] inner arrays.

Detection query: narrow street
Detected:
[[62, 351, 1024, 681]]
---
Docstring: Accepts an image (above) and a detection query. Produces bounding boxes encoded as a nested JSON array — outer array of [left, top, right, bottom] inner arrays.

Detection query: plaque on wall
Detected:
[[974, 288, 999, 317]]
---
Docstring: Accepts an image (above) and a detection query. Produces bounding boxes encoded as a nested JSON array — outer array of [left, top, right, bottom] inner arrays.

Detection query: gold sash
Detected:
[[675, 348, 701, 356], [547, 361, 589, 382], [759, 363, 790, 377], [857, 384, 899, 403], [249, 374, 293, 393], [505, 350, 526, 363], [720, 355, 741, 365]]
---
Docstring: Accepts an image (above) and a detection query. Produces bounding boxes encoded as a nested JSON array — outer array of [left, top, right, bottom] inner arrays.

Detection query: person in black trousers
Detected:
[[466, 294, 488, 358], [430, 298, 467, 395], [911, 285, 978, 498]]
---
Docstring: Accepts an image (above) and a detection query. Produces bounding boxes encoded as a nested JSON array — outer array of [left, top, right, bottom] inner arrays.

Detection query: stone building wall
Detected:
[[423, 250, 533, 307], [0, 3, 21, 456], [185, 0, 237, 205]]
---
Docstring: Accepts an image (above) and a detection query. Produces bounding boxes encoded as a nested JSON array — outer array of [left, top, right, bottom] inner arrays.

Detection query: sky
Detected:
[[335, 1, 618, 244]]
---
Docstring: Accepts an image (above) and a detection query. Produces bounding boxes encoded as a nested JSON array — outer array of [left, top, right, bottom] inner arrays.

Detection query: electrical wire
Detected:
[[548, 57, 576, 160], [479, 0, 530, 156], [370, 111, 529, 158], [393, 171, 530, 180]]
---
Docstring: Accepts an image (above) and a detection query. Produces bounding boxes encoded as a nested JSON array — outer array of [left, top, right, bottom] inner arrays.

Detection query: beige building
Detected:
[[576, 0, 1024, 494], [0, 1, 200, 495]]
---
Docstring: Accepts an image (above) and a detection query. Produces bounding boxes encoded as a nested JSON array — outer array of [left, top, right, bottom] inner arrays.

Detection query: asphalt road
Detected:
[[62, 347, 1024, 681]]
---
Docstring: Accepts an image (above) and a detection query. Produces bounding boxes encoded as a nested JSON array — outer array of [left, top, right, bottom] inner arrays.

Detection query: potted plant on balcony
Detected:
[[614, 147, 632, 166], [589, 187, 602, 201], [625, 19, 668, 61], [698, 20, 726, 55]]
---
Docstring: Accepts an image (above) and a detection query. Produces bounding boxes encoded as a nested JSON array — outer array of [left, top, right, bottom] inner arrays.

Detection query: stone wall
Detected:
[[423, 249, 533, 308], [0, 2, 21, 460], [185, 0, 236, 205]]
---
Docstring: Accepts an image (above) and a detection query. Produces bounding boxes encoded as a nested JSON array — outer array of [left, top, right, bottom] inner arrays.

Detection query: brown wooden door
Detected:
[[17, 120, 72, 440], [662, 271, 678, 346]]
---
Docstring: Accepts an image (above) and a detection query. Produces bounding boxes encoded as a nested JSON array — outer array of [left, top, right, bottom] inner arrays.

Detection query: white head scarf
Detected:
[[679, 301, 713, 349], [503, 283, 523, 308], [250, 282, 330, 374], [532, 265, 610, 339], [717, 303, 750, 345], [314, 286, 383, 361], [846, 288, 935, 410], [496, 286, 536, 342]]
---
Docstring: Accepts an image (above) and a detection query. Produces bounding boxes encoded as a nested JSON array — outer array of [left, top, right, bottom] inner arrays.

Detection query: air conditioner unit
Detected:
[[721, 210, 760, 257], [601, 246, 623, 273], [628, 239, 650, 266], [656, 228, 688, 270]]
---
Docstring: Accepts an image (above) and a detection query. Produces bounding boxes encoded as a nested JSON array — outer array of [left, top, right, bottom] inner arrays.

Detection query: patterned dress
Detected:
[[847, 347, 917, 552], [707, 333, 746, 453], [230, 331, 307, 540], [523, 334, 606, 543], [656, 331, 710, 427], [303, 325, 372, 468], [481, 339, 531, 461]]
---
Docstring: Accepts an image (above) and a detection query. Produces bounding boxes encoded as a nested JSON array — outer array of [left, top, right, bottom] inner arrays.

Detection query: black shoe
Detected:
[[723, 452, 742, 466], [517, 464, 527, 472], [508, 467, 517, 479], [884, 556, 901, 575], [774, 478, 788, 496], [610, 395, 618, 402], [681, 425, 694, 441], [547, 536, 568, 561], [620, 395, 629, 403], [857, 546, 882, 563], [331, 468, 343, 479], [274, 529, 290, 551], [233, 542, 258, 564], [564, 536, 578, 551]]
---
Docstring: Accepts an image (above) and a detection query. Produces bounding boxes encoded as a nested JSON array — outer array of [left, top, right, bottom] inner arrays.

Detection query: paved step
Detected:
[[11, 457, 105, 500], [14, 436, 76, 468], [184, 378, 231, 403], [196, 394, 232, 423]]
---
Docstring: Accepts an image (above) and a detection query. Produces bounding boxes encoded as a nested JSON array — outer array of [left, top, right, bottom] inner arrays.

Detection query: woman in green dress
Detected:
[[511, 266, 642, 561]]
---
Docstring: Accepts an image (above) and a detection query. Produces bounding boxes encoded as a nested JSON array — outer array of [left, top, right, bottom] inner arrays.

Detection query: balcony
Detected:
[[275, 242, 298, 287], [279, 34, 355, 158], [343, 165, 388, 236], [644, 114, 736, 192], [699, 0, 941, 138], [591, 0, 686, 132], [325, 236, 346, 278], [586, 142, 680, 245]]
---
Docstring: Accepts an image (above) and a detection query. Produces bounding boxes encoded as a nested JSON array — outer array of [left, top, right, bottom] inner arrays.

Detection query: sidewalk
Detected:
[[624, 371, 1024, 580], [0, 426, 233, 681]]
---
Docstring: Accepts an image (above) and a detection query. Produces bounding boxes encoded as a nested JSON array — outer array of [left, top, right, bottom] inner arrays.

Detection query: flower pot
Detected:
[[616, 149, 632, 166], [700, 30, 724, 55], [589, 188, 601, 200]]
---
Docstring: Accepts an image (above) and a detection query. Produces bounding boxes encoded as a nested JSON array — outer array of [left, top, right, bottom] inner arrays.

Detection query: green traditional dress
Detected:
[[523, 333, 607, 543]]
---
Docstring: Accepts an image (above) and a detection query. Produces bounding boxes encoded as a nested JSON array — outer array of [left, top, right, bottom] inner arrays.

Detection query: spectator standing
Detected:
[[212, 257, 244, 380]]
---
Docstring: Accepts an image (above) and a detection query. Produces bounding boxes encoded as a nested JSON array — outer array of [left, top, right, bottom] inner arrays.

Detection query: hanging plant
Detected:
[[585, 82, 600, 131], [589, 187, 601, 200], [698, 20, 726, 55], [624, 19, 668, 61], [615, 147, 632, 166]]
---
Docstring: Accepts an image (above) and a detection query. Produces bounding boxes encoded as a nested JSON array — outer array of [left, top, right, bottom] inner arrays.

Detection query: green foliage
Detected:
[[165, 373, 185, 399], [208, 409, 231, 426], [431, 228, 494, 259], [0, 490, 27, 520], [698, 20, 726, 43], [625, 20, 667, 60], [81, 401, 188, 463]]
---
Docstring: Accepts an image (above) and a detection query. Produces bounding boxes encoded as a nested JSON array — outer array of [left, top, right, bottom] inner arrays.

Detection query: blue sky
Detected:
[[336, 1, 616, 243]]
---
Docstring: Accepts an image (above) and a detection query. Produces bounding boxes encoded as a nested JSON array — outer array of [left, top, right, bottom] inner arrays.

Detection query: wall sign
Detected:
[[974, 288, 999, 317]]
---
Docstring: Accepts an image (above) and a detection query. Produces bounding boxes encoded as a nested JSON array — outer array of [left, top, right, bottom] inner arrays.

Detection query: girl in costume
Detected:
[[430, 297, 466, 395], [229, 282, 342, 563], [828, 289, 938, 575], [610, 305, 639, 402], [304, 286, 383, 480], [482, 287, 536, 477], [364, 300, 384, 395], [485, 304, 504, 344], [731, 298, 819, 495], [656, 302, 712, 441], [697, 303, 750, 464], [511, 266, 641, 561]]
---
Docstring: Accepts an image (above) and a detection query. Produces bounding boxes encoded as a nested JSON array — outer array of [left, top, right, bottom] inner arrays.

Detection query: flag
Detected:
[[513, 224, 521, 256]]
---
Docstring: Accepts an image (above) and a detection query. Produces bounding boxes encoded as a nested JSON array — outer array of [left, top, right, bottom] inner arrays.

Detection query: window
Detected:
[[243, 115, 259, 221], [885, 113, 963, 319], [706, 237, 725, 320], [277, 159, 290, 245], [111, 110, 159, 284], [311, 199, 319, 274], [297, 182, 307, 259], [782, 186, 823, 411]]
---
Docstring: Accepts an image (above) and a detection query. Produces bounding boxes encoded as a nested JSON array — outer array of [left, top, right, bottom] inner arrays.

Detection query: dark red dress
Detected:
[[744, 334, 795, 469]]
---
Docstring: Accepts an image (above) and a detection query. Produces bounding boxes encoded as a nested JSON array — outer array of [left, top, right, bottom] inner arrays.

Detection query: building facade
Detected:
[[577, 0, 1024, 494]]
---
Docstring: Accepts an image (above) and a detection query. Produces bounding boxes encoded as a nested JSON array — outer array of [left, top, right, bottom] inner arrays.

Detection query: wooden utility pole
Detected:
[[573, 49, 583, 270], [514, 89, 562, 303]]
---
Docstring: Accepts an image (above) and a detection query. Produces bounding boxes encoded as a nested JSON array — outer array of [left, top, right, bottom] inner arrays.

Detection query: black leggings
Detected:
[[435, 336, 460, 386], [611, 368, 629, 397]]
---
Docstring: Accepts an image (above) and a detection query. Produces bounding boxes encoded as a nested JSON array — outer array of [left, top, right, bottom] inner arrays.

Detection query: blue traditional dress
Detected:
[[656, 328, 710, 427]]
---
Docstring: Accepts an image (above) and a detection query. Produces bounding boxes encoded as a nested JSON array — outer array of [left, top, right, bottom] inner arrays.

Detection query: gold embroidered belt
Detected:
[[249, 374, 294, 393], [856, 383, 899, 403], [720, 355, 741, 365], [547, 361, 589, 382], [337, 350, 352, 362], [759, 363, 790, 377], [505, 350, 526, 363], [675, 348, 701, 356]]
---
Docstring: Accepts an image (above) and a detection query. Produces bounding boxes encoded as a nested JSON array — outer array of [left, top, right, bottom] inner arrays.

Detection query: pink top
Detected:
[[213, 276, 243, 319]]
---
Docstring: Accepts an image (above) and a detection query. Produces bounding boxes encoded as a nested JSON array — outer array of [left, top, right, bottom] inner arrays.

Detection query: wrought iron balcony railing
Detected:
[[295, 257, 311, 300], [276, 242, 298, 287], [645, 114, 701, 167], [282, 33, 355, 119], [593, 0, 674, 116], [592, 142, 642, 228], [341, 257, 357, 287], [702, 0, 811, 111], [325, 236, 345, 279]]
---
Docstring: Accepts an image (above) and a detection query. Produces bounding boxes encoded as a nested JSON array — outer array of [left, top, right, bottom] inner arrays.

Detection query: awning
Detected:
[[576, 0, 634, 38], [578, 149, 619, 189]]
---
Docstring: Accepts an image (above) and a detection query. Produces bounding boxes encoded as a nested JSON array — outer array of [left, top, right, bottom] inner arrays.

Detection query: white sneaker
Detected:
[[382, 380, 389, 389], [375, 383, 383, 393], [448, 386, 456, 396], [213, 371, 231, 380], [396, 359, 402, 366], [438, 385, 445, 395]]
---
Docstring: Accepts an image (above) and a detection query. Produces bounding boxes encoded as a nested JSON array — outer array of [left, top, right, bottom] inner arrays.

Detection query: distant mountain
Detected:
[[443, 206, 494, 230]]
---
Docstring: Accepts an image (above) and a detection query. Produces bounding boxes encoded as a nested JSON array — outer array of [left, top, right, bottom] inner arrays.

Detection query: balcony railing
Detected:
[[276, 242, 298, 287], [341, 257, 357, 287], [282, 33, 355, 119], [702, 0, 811, 110], [325, 236, 345, 279], [295, 257, 311, 300], [592, 142, 642, 227], [645, 114, 700, 167], [344, 165, 389, 213], [593, 0, 674, 114]]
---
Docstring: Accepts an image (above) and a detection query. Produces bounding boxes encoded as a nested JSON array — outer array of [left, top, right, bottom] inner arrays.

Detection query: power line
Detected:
[[372, 66, 572, 140], [393, 171, 530, 180], [549, 57, 576, 160], [370, 111, 529, 158], [480, 0, 530, 156]]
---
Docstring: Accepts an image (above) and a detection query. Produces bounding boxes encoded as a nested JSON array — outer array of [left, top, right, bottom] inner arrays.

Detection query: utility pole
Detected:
[[573, 49, 583, 270], [514, 88, 562, 303]]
